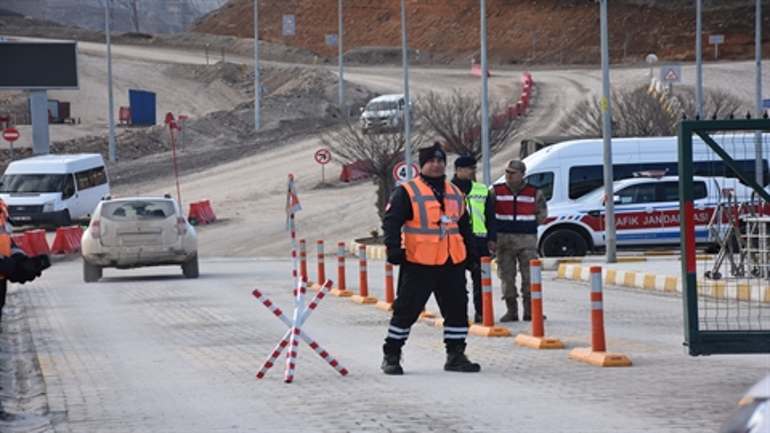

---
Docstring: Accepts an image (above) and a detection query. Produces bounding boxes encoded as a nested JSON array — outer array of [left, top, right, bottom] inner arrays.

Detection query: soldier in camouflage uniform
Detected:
[[490, 160, 548, 321]]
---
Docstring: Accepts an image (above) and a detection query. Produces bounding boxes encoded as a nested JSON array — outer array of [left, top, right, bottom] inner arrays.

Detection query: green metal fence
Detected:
[[678, 118, 770, 355]]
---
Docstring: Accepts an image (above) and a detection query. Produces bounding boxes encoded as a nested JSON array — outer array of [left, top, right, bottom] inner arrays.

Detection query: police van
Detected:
[[0, 153, 110, 226], [501, 134, 770, 205], [538, 173, 758, 256]]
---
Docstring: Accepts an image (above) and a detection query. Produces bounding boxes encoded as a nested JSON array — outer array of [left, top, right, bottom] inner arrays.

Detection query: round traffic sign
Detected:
[[2, 127, 19, 142], [314, 148, 332, 165], [393, 161, 419, 181]]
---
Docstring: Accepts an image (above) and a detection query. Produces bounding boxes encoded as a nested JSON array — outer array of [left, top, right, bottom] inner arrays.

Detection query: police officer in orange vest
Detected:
[[0, 199, 50, 330], [381, 143, 481, 375]]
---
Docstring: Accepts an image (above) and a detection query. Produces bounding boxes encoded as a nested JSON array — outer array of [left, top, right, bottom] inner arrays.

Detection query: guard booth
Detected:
[[128, 89, 156, 125], [678, 118, 770, 356]]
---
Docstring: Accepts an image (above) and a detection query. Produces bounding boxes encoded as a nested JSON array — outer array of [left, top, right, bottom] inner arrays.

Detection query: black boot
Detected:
[[444, 344, 481, 373], [499, 298, 518, 322], [381, 353, 403, 375]]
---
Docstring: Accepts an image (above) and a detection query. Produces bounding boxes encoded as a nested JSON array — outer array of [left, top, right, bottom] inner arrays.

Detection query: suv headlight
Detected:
[[43, 200, 55, 213]]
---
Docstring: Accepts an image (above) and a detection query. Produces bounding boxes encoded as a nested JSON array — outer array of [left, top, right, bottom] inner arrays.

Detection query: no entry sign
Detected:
[[2, 127, 19, 142], [314, 148, 331, 165]]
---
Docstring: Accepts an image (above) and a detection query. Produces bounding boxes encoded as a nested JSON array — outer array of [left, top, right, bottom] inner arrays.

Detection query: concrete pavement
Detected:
[[0, 256, 768, 432]]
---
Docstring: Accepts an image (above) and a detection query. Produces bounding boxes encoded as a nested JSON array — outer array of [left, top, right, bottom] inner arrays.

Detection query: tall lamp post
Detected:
[[254, 0, 260, 132], [105, 0, 116, 163], [338, 0, 344, 110], [600, 0, 616, 263], [400, 0, 413, 179], [480, 0, 490, 185]]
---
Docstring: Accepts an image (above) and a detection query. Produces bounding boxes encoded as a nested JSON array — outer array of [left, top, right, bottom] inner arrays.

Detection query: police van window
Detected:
[[615, 184, 656, 204], [63, 175, 75, 199], [524, 172, 554, 201], [75, 166, 107, 191]]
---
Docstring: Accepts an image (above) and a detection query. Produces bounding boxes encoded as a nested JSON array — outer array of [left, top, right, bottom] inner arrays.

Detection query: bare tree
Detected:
[[415, 89, 517, 160], [560, 85, 753, 138], [320, 121, 428, 222], [675, 87, 749, 120]]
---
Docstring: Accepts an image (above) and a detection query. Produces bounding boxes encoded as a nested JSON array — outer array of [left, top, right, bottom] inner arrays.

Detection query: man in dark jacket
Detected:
[[451, 155, 496, 323], [381, 143, 481, 375]]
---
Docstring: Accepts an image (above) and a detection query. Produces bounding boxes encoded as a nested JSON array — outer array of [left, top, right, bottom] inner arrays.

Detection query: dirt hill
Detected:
[[193, 0, 770, 66]]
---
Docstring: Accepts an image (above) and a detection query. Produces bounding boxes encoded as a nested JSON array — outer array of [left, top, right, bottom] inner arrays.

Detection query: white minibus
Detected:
[[0, 153, 110, 226], [497, 134, 770, 205]]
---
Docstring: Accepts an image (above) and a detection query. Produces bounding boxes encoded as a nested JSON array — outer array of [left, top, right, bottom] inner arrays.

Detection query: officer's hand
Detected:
[[387, 249, 406, 266], [7, 254, 44, 284], [0, 255, 16, 277]]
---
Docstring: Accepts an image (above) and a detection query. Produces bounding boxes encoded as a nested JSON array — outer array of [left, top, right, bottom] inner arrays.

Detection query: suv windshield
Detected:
[[0, 174, 68, 193], [365, 101, 398, 112]]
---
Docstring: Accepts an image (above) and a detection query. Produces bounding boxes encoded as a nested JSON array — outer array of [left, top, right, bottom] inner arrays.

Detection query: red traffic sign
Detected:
[[393, 161, 419, 181], [2, 128, 19, 142], [314, 148, 332, 165]]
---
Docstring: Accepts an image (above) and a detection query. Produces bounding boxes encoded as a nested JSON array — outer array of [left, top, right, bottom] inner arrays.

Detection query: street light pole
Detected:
[[480, 0, 490, 186], [105, 0, 116, 163], [600, 0, 616, 263], [338, 0, 344, 111], [401, 0, 413, 180], [254, 0, 260, 132]]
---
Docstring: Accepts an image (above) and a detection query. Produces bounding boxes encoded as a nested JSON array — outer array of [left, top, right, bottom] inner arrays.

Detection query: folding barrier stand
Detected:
[[470, 257, 511, 337], [569, 266, 632, 367], [253, 278, 348, 382], [514, 259, 564, 349]]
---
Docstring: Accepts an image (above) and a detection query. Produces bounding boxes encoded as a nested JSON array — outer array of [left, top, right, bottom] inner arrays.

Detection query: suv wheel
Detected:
[[182, 253, 199, 279], [83, 259, 102, 283], [540, 229, 588, 257]]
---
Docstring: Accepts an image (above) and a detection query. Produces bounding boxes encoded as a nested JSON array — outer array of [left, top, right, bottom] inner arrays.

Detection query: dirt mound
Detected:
[[193, 0, 769, 66]]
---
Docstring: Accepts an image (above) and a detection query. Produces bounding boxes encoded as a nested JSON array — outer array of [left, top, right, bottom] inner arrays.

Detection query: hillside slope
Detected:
[[194, 0, 770, 65]]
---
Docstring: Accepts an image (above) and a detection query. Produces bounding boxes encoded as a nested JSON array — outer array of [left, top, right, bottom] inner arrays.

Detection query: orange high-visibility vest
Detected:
[[0, 213, 11, 280], [402, 178, 467, 266]]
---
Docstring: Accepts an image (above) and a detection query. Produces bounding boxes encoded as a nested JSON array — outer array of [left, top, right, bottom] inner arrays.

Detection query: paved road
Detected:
[[1, 257, 768, 432]]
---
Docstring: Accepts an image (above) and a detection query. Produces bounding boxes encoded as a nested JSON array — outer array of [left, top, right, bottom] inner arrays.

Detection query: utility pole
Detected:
[[130, 0, 139, 33]]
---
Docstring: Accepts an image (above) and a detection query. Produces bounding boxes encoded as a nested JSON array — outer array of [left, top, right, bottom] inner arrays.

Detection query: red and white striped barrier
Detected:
[[253, 278, 348, 380], [569, 266, 632, 367]]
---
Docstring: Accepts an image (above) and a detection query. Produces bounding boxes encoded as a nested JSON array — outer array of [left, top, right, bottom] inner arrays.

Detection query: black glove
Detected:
[[465, 258, 480, 273], [0, 255, 16, 277], [387, 249, 406, 266], [7, 253, 44, 284]]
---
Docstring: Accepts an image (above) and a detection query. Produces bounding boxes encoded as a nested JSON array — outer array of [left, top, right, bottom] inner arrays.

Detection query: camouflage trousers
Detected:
[[495, 232, 538, 301]]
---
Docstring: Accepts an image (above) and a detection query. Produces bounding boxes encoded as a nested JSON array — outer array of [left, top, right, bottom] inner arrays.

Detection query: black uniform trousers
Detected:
[[384, 260, 468, 355], [469, 236, 491, 317]]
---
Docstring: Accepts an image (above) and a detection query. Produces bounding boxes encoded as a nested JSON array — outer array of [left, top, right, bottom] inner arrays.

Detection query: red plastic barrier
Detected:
[[521, 93, 530, 108], [119, 106, 131, 124], [521, 71, 534, 87], [11, 234, 32, 256], [507, 105, 519, 121], [50, 226, 83, 255], [522, 83, 531, 97], [517, 101, 526, 116], [24, 229, 50, 256], [339, 160, 373, 183], [491, 113, 509, 130], [188, 199, 217, 225], [470, 63, 491, 77], [464, 124, 482, 142]]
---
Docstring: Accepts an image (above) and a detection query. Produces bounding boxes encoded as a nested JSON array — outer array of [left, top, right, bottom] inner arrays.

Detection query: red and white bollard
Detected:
[[351, 244, 377, 304], [513, 259, 563, 349], [330, 241, 352, 297], [569, 266, 632, 367], [376, 263, 395, 311], [469, 257, 511, 337]]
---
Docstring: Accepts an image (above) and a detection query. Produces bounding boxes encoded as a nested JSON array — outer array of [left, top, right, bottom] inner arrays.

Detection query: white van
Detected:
[[359, 94, 410, 134], [497, 134, 770, 205], [0, 153, 110, 226]]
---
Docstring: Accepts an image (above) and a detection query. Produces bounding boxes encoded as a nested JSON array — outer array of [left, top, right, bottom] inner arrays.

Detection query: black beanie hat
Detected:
[[418, 143, 447, 168]]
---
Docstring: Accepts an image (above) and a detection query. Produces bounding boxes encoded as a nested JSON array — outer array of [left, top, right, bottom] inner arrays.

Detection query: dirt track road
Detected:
[[5, 37, 770, 258]]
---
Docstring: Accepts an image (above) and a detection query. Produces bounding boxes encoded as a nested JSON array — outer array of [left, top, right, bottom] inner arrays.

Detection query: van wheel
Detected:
[[182, 253, 199, 279], [541, 229, 588, 257], [58, 210, 71, 227], [83, 260, 102, 283]]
